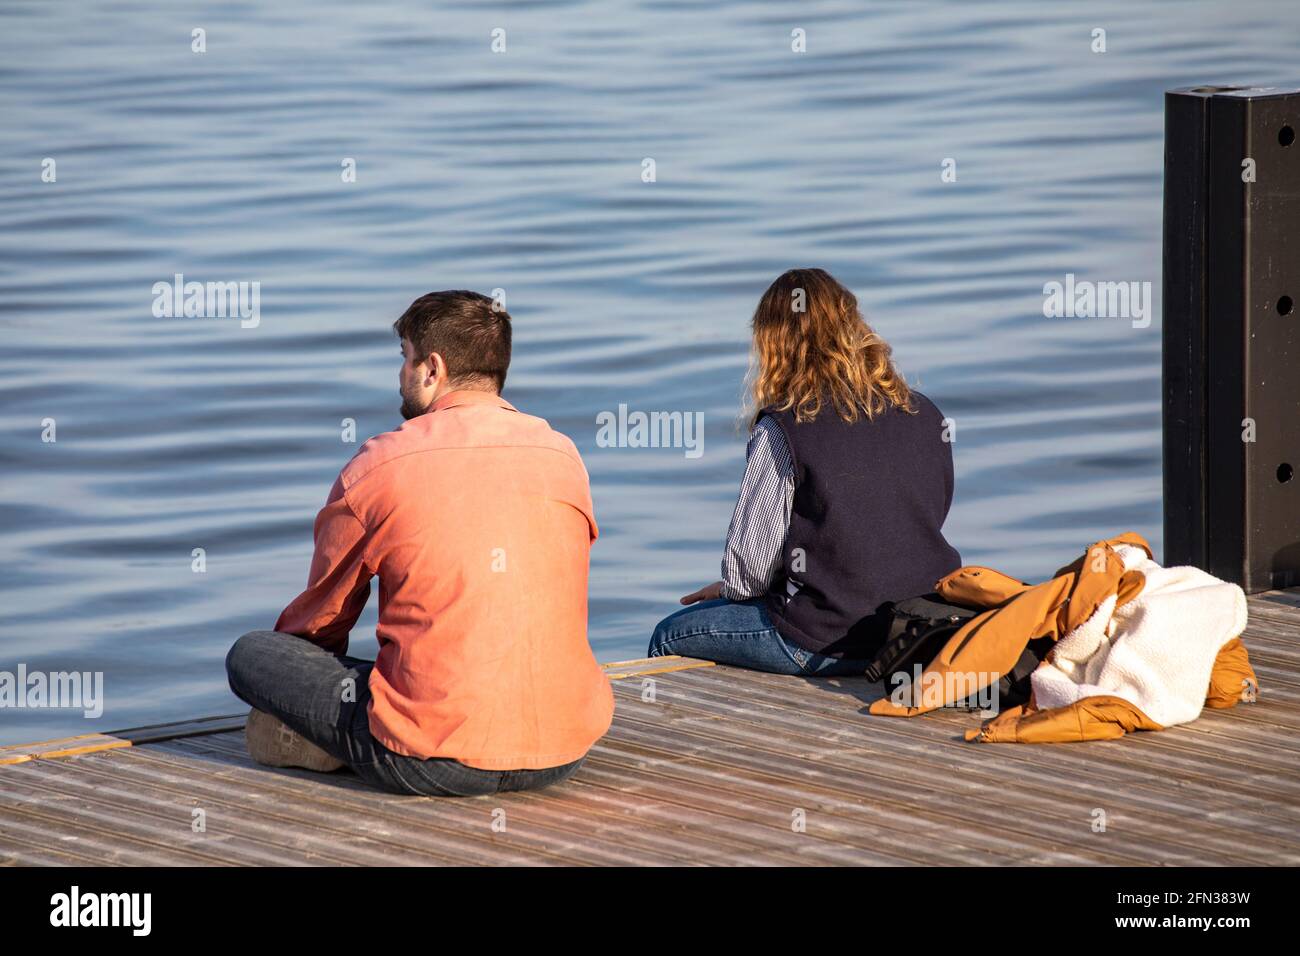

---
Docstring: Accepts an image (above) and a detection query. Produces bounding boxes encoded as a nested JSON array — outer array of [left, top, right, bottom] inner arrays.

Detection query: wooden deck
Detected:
[[2, 589, 1298, 866]]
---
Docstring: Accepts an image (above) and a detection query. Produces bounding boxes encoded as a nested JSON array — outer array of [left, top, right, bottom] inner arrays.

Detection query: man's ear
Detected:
[[424, 352, 447, 386]]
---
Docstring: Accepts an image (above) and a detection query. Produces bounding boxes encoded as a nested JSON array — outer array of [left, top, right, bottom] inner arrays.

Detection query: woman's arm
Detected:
[[717, 416, 795, 600], [680, 418, 795, 604]]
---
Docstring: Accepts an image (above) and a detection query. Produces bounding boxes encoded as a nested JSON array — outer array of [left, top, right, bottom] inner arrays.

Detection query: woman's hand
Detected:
[[680, 581, 724, 605]]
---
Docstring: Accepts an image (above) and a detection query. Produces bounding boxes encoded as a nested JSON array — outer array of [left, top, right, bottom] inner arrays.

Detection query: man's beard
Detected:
[[400, 388, 431, 420]]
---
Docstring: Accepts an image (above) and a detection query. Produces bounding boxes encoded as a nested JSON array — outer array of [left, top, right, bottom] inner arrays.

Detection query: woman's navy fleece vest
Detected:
[[761, 390, 962, 659]]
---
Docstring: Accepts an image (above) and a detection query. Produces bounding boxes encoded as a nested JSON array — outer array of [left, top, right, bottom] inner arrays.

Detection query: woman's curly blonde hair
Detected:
[[745, 268, 914, 426]]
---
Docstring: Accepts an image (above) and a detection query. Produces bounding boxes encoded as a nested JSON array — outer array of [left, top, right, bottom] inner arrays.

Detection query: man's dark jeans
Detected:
[[225, 630, 586, 797]]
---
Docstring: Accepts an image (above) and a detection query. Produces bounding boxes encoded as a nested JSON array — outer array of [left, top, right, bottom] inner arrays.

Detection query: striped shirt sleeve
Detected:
[[719, 416, 796, 601]]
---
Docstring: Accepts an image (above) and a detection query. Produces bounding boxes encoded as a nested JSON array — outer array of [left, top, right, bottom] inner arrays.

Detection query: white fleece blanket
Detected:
[[1032, 545, 1248, 727]]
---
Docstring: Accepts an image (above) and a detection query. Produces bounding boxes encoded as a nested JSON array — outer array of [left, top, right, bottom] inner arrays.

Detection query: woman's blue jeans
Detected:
[[646, 598, 870, 676]]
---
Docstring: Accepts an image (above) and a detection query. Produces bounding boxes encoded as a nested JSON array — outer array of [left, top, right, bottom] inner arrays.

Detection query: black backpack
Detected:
[[867, 593, 1049, 710]]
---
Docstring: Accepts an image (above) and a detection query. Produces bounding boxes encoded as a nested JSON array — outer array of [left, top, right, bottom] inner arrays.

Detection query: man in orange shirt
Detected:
[[225, 291, 614, 796]]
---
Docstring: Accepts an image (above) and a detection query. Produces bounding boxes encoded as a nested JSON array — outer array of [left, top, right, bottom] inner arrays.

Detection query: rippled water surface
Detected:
[[2, 0, 1297, 742]]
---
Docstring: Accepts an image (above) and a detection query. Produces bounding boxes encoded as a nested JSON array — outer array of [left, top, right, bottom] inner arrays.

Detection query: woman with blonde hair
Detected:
[[647, 268, 961, 675]]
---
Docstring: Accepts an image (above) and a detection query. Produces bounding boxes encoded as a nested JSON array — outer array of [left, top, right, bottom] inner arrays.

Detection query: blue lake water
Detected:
[[2, 0, 1297, 743]]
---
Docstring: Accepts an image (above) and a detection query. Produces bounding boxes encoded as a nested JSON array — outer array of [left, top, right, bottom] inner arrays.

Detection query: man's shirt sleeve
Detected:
[[274, 474, 373, 655], [719, 417, 795, 601]]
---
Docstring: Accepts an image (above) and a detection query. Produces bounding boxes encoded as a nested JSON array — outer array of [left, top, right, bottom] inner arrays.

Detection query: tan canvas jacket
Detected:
[[867, 532, 1257, 742]]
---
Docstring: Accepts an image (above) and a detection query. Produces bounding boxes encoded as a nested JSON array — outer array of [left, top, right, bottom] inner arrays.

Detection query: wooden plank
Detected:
[[0, 588, 1296, 866], [102, 746, 608, 867], [656, 666, 1300, 839], [0, 831, 113, 867], [602, 657, 717, 681], [604, 680, 1292, 864], [7, 756, 432, 867], [582, 739, 1033, 864], [113, 713, 246, 744], [0, 714, 246, 766], [151, 736, 707, 866], [0, 814, 187, 867], [0, 734, 131, 766], [0, 783, 242, 866], [177, 734, 820, 866], [696, 665, 1300, 822], [183, 728, 1045, 868], [671, 661, 1300, 788], [1250, 590, 1300, 615]]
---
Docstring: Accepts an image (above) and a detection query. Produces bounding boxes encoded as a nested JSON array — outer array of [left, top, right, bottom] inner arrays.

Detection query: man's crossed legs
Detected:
[[226, 630, 584, 797]]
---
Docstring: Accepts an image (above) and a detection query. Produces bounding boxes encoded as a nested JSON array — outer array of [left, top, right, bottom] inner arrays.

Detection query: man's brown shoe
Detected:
[[244, 708, 345, 772]]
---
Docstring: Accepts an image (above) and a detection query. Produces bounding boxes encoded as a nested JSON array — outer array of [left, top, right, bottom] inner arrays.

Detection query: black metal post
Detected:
[[1163, 85, 1300, 592]]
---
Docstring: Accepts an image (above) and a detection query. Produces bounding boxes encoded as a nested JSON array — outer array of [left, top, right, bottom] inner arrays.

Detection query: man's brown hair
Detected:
[[393, 290, 512, 392]]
